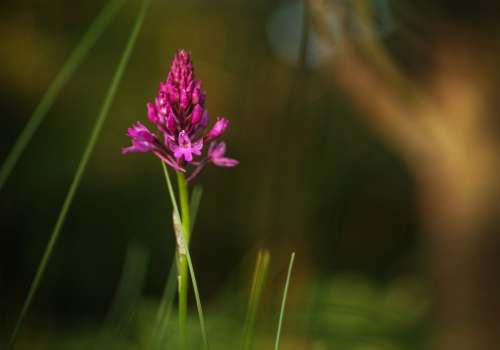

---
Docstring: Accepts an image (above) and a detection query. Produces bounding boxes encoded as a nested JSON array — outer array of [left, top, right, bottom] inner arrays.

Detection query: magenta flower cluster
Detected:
[[123, 50, 238, 180]]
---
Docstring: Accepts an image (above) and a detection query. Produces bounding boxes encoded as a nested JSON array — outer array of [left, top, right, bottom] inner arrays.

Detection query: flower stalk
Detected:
[[177, 172, 190, 350], [163, 163, 209, 350]]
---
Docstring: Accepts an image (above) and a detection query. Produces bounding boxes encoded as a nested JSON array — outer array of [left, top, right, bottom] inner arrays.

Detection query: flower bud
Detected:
[[206, 117, 229, 139]]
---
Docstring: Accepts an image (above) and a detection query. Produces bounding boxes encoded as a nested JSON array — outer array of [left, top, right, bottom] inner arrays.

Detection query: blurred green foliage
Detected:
[[11, 274, 429, 349]]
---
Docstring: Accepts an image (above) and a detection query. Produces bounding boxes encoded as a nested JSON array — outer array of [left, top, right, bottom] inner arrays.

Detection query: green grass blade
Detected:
[[0, 0, 126, 191], [107, 242, 150, 326], [7, 1, 150, 348], [241, 252, 262, 350], [150, 258, 177, 350], [97, 242, 149, 349], [273, 252, 296, 350], [161, 163, 210, 350], [242, 250, 270, 350]]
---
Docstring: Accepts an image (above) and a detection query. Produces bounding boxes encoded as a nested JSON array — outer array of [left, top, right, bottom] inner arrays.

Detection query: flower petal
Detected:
[[208, 141, 226, 159], [212, 157, 239, 167], [183, 151, 193, 162], [192, 138, 203, 155]]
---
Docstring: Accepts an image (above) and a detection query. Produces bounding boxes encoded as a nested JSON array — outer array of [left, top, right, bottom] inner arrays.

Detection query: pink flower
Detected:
[[170, 131, 203, 162], [123, 50, 238, 180], [122, 122, 157, 154]]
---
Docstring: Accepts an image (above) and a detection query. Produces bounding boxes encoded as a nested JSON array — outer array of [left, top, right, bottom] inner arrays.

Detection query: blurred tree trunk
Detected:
[[419, 158, 500, 350], [311, 1, 500, 348]]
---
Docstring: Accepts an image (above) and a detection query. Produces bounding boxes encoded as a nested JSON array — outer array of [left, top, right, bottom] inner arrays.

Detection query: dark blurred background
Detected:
[[1, 1, 500, 349]]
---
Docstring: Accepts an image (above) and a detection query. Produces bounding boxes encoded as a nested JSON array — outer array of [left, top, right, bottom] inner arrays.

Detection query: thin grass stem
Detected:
[[242, 252, 261, 349], [150, 257, 177, 349], [6, 1, 150, 348], [0, 0, 126, 191], [107, 242, 149, 326], [184, 241, 209, 350], [161, 163, 180, 214], [98, 242, 149, 350], [273, 252, 296, 350]]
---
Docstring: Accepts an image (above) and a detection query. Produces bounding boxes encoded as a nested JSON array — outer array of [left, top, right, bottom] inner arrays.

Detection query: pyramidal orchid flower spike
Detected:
[[123, 50, 238, 180]]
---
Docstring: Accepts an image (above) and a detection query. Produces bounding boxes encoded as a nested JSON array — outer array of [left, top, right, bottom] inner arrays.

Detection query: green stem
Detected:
[[151, 185, 202, 349], [161, 163, 209, 350], [177, 172, 191, 242], [176, 172, 190, 350]]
